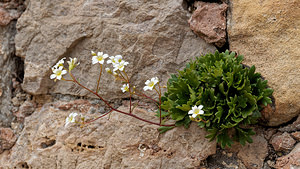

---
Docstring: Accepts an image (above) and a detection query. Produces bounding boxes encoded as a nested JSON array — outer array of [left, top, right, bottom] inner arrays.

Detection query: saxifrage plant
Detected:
[[160, 50, 273, 148]]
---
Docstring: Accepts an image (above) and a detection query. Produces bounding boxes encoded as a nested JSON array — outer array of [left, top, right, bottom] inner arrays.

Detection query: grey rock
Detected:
[[15, 0, 216, 99], [0, 103, 216, 168]]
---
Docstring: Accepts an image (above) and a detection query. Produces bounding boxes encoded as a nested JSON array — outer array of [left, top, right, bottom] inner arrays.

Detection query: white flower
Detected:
[[113, 60, 129, 72], [50, 66, 67, 81], [105, 68, 112, 74], [52, 57, 66, 70], [92, 52, 109, 64], [107, 55, 122, 65], [65, 112, 78, 127], [188, 105, 204, 118], [67, 57, 80, 71], [121, 84, 129, 93], [143, 77, 159, 91]]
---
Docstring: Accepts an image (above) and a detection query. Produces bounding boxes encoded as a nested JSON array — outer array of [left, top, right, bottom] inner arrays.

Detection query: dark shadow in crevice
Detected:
[[182, 0, 226, 12], [13, 56, 24, 83]]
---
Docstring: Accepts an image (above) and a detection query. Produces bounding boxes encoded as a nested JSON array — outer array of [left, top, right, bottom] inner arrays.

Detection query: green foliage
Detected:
[[161, 50, 273, 148]]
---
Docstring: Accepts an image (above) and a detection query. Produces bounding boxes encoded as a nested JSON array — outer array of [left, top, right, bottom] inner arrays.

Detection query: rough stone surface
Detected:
[[276, 143, 300, 169], [279, 115, 300, 132], [189, 1, 227, 47], [0, 21, 19, 127], [15, 100, 36, 118], [291, 132, 300, 141], [0, 127, 16, 153], [0, 0, 25, 26], [228, 0, 300, 126], [226, 128, 268, 169], [0, 102, 216, 168], [0, 0, 25, 127], [270, 132, 296, 152], [237, 134, 268, 169], [15, 0, 216, 99]]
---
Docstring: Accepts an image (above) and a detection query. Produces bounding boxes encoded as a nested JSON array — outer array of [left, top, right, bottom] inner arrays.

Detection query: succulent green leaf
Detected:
[[158, 126, 175, 134]]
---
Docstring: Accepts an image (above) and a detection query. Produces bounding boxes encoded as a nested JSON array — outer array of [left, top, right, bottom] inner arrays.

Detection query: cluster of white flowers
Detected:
[[91, 51, 129, 72], [50, 57, 79, 81], [91, 51, 132, 93], [188, 105, 204, 120], [50, 58, 67, 81], [51, 51, 161, 94]]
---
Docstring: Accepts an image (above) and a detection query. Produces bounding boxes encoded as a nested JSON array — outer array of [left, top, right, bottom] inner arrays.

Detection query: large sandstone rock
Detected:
[[15, 0, 216, 99], [227, 0, 300, 126], [0, 102, 216, 168]]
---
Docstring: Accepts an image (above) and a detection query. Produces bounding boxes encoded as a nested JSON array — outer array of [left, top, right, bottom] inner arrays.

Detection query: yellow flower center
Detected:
[[148, 81, 155, 87], [55, 70, 62, 76], [97, 56, 103, 61]]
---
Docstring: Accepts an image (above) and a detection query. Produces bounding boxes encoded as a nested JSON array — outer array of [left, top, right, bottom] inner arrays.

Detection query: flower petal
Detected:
[[50, 74, 56, 79]]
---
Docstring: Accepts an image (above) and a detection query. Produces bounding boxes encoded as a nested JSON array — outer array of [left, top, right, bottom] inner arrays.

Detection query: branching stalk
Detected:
[[68, 72, 174, 127]]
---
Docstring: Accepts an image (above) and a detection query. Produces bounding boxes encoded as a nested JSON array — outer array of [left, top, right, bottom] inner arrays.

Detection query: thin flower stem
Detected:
[[129, 83, 132, 113], [121, 70, 132, 113], [84, 109, 113, 124], [159, 84, 162, 125], [134, 90, 159, 103], [117, 70, 127, 82], [62, 78, 73, 82], [96, 64, 102, 93], [68, 72, 175, 127], [117, 70, 132, 113]]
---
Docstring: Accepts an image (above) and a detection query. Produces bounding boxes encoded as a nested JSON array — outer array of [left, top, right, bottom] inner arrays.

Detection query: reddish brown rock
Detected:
[[237, 134, 268, 169], [0, 128, 17, 153], [271, 132, 296, 152], [189, 2, 228, 47], [0, 0, 24, 26], [291, 132, 300, 141], [57, 99, 92, 112], [276, 143, 300, 169], [0, 8, 12, 26]]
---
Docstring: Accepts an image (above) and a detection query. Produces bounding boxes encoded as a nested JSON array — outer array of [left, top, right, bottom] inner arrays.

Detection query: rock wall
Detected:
[[0, 103, 216, 168], [227, 0, 300, 126], [15, 0, 216, 99], [0, 0, 299, 168], [0, 0, 26, 127]]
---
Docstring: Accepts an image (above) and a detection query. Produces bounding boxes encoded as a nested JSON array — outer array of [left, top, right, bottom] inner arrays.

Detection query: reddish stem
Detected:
[[134, 92, 159, 103], [96, 64, 102, 93], [84, 109, 112, 124], [69, 72, 174, 127]]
